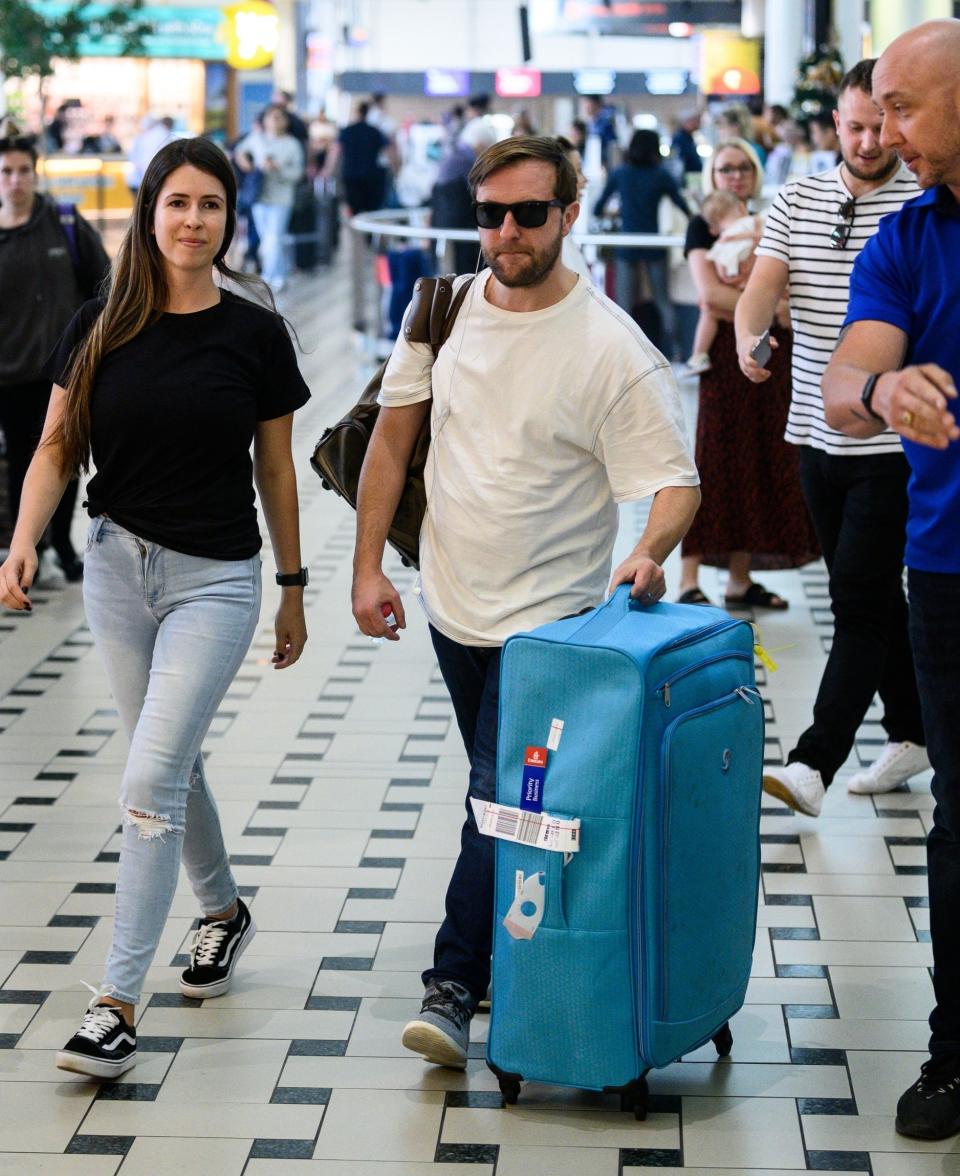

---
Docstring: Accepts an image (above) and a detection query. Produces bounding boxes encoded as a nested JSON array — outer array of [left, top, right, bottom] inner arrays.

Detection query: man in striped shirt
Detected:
[[733, 59, 927, 818]]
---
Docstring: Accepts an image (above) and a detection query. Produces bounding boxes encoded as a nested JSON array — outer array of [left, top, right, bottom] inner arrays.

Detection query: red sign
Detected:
[[496, 68, 542, 99]]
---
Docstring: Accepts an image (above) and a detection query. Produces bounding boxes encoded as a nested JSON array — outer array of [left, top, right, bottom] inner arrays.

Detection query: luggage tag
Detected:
[[518, 721, 564, 813], [521, 746, 547, 813], [470, 799, 580, 853], [503, 869, 545, 940]]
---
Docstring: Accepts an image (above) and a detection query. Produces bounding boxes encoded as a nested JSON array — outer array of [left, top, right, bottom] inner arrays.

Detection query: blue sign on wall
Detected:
[[30, 3, 227, 60]]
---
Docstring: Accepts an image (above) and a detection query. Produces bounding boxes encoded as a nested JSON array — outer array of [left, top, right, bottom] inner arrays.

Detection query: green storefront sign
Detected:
[[29, 2, 227, 60]]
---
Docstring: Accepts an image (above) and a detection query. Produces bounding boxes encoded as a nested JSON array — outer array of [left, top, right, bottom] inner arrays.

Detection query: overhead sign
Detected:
[[424, 68, 470, 97], [496, 68, 541, 99], [574, 68, 616, 96], [30, 2, 227, 60], [543, 1, 742, 35], [645, 69, 689, 96], [700, 30, 762, 96], [224, 1, 279, 70]]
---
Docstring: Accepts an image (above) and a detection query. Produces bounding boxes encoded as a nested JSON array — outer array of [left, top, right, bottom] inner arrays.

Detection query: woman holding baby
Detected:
[[678, 138, 818, 609]]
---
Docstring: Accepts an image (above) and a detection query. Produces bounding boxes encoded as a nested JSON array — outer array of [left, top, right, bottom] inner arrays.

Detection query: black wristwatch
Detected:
[[860, 372, 885, 422], [276, 567, 309, 587]]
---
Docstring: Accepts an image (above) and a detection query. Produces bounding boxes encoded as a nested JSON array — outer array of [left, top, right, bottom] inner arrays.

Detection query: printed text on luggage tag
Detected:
[[521, 746, 548, 813]]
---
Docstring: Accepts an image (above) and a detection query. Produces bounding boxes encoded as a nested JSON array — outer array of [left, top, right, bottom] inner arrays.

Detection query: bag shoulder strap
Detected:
[[403, 273, 476, 357], [56, 202, 81, 272], [432, 274, 475, 358]]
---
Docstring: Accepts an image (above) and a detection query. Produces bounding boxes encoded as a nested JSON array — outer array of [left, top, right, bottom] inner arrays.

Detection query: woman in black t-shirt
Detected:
[[0, 138, 311, 1080]]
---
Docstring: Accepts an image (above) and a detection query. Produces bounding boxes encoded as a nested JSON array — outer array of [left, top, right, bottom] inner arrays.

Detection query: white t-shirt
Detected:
[[756, 165, 919, 455], [379, 270, 699, 646]]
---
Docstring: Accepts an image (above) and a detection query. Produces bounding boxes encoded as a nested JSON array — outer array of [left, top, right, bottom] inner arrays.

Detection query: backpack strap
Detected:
[[431, 274, 475, 358], [56, 202, 81, 273], [404, 273, 476, 357]]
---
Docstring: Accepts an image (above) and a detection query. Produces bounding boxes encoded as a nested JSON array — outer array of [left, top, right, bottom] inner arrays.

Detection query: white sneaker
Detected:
[[763, 762, 825, 817], [848, 741, 931, 795]]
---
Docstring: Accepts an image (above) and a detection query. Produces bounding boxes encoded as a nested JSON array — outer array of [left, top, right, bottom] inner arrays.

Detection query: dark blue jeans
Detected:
[[423, 626, 501, 1004], [909, 569, 960, 1058]]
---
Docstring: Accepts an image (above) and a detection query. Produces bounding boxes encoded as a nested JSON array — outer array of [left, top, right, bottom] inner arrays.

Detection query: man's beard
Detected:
[[842, 149, 899, 183], [484, 231, 563, 288]]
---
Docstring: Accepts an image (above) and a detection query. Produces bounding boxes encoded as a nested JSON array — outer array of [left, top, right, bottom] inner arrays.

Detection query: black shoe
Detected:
[[57, 554, 84, 582], [179, 897, 256, 999], [896, 1055, 960, 1139], [56, 1003, 137, 1079]]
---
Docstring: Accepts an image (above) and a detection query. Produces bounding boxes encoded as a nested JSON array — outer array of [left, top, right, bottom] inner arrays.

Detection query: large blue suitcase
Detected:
[[486, 585, 764, 1116]]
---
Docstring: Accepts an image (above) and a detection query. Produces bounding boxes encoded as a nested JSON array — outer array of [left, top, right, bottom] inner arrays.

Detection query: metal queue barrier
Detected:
[[347, 207, 688, 357]]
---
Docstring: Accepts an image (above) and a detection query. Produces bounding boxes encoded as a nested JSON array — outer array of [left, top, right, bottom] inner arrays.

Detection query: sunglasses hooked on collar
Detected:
[[830, 196, 856, 249], [472, 199, 567, 229]]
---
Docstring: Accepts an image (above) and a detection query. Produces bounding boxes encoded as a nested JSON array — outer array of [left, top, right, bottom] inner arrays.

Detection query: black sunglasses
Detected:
[[473, 199, 567, 229], [830, 197, 856, 249]]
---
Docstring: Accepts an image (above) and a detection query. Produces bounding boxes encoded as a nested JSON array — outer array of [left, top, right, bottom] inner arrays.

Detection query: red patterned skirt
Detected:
[[681, 320, 820, 570]]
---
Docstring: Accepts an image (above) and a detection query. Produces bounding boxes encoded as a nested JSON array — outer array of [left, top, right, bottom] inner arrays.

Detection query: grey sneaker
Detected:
[[401, 980, 476, 1068]]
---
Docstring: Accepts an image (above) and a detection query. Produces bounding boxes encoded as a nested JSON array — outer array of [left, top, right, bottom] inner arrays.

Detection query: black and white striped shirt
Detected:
[[756, 166, 919, 455]]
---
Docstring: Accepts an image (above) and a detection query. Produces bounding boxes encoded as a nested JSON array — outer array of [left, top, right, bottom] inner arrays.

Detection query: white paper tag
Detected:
[[547, 718, 565, 751], [471, 798, 580, 854], [503, 870, 545, 940]]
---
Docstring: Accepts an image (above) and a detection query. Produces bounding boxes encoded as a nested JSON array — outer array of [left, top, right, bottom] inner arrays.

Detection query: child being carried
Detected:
[[687, 191, 764, 374]]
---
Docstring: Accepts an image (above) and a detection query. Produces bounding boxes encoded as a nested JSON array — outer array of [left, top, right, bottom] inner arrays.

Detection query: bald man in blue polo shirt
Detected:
[[823, 18, 960, 1143]]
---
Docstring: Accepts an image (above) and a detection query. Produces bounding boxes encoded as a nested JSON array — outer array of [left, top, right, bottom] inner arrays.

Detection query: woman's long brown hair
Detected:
[[52, 136, 273, 475]]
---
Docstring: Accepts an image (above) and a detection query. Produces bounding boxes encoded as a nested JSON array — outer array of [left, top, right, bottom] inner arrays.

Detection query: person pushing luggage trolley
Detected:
[[351, 135, 702, 1070]]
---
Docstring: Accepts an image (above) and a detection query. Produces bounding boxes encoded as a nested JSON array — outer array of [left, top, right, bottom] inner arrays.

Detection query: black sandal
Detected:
[[724, 582, 789, 611], [677, 587, 714, 606]]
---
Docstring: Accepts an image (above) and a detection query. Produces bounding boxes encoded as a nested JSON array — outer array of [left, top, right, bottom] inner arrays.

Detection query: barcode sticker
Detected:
[[471, 799, 580, 854], [547, 718, 565, 751]]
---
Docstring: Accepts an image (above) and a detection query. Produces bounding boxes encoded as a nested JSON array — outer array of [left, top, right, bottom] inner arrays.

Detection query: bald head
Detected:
[[878, 18, 960, 76], [873, 19, 960, 192]]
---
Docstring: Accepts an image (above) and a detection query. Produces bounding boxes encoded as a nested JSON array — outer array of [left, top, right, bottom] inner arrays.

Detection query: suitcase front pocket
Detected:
[[657, 689, 764, 1027]]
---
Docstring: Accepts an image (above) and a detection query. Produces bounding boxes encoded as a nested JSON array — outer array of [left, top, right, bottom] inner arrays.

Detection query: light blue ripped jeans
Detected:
[[83, 517, 262, 1004]]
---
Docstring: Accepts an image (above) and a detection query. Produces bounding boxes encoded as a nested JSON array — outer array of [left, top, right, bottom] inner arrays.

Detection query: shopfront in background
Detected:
[[12, 4, 234, 145], [4, 2, 281, 221]]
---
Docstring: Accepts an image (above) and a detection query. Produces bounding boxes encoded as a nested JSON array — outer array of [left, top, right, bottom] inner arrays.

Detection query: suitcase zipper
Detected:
[[659, 619, 746, 654], [655, 651, 753, 707], [655, 687, 761, 1025]]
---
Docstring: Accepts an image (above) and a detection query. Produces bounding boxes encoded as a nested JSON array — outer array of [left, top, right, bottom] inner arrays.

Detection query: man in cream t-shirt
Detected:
[[352, 136, 701, 1068]]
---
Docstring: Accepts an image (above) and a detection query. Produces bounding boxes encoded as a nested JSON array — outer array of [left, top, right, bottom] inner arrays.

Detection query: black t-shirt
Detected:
[[684, 214, 718, 258], [338, 121, 387, 180], [45, 290, 310, 560]]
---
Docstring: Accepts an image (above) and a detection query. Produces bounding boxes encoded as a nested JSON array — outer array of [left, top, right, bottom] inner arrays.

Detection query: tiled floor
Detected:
[[0, 259, 943, 1174]]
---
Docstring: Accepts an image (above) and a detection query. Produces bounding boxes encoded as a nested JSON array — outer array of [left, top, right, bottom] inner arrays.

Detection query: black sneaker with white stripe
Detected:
[[897, 1055, 960, 1139], [179, 896, 256, 999], [56, 1004, 137, 1079]]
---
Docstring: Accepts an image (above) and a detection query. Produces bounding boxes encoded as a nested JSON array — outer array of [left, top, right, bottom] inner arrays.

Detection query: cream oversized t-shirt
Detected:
[[379, 271, 699, 646]]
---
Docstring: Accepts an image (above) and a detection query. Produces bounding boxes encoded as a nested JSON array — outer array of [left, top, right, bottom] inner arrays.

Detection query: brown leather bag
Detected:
[[310, 274, 474, 569]]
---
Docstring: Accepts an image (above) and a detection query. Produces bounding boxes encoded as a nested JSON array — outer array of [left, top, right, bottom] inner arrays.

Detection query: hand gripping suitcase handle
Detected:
[[611, 582, 655, 611]]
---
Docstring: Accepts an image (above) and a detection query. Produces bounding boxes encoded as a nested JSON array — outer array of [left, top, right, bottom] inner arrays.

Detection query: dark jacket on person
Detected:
[[0, 194, 110, 386], [594, 163, 691, 262]]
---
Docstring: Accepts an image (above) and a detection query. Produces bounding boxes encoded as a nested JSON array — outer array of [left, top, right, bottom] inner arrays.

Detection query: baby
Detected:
[[687, 190, 764, 374]]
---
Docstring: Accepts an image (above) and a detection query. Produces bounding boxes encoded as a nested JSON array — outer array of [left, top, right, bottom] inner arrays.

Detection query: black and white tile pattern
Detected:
[[0, 263, 937, 1175]]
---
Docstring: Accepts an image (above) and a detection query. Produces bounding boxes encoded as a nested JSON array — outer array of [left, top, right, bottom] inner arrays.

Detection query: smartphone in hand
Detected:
[[750, 329, 772, 367]]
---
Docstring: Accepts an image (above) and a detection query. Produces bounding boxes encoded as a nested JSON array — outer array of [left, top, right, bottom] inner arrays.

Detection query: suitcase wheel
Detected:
[[321, 479, 330, 490], [615, 1076, 649, 1120], [712, 1022, 734, 1057], [498, 1076, 522, 1105]]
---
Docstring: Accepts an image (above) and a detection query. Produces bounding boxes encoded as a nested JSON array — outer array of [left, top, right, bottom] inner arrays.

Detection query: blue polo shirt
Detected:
[[845, 185, 960, 573]]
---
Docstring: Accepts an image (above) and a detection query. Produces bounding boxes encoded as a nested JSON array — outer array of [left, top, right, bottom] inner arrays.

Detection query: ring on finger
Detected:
[[900, 409, 914, 428]]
